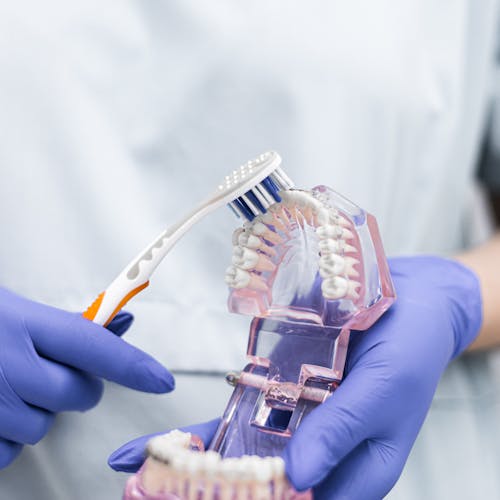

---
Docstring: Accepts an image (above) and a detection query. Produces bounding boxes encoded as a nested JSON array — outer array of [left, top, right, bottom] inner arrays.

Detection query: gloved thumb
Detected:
[[105, 311, 134, 337], [283, 367, 380, 491]]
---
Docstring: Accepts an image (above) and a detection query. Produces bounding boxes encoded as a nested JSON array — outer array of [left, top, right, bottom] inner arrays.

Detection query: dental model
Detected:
[[223, 185, 393, 326], [125, 430, 308, 500], [123, 154, 395, 499]]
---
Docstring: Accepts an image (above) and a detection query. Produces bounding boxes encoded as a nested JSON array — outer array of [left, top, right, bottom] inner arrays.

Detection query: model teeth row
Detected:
[[224, 219, 281, 291], [146, 431, 287, 498], [225, 189, 362, 302], [315, 219, 361, 301]]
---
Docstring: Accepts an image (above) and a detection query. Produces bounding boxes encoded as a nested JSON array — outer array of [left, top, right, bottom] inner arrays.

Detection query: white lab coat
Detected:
[[0, 1, 499, 499]]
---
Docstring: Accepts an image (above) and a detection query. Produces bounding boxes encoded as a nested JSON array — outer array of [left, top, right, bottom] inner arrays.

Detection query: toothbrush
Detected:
[[83, 151, 294, 326]]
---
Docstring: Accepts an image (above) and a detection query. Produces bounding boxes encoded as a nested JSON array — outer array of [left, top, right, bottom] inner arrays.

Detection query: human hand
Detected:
[[107, 257, 482, 499], [0, 288, 174, 469], [284, 256, 482, 499]]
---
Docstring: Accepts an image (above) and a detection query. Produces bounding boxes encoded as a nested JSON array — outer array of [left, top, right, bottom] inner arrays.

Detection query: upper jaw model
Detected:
[[123, 156, 395, 500]]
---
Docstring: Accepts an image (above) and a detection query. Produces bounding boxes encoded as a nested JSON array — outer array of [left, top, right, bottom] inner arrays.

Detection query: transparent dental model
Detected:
[[123, 184, 395, 500]]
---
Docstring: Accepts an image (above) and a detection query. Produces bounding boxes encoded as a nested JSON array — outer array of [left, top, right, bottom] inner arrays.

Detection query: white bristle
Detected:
[[216, 152, 292, 214], [254, 183, 276, 205], [240, 194, 259, 216], [275, 167, 295, 188], [269, 172, 286, 190], [251, 187, 271, 209], [228, 201, 243, 218]]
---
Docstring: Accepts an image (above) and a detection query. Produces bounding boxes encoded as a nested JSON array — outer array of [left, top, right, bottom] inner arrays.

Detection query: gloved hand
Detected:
[[284, 256, 482, 499], [108, 256, 482, 500], [0, 287, 174, 469]]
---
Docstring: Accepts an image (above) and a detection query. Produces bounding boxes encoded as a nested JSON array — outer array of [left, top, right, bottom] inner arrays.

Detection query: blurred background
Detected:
[[0, 1, 500, 498]]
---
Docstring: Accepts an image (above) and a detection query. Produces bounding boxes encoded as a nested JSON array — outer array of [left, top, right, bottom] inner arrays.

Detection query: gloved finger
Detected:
[[313, 439, 407, 500], [5, 349, 103, 412], [108, 419, 221, 473], [106, 311, 134, 337], [26, 309, 174, 394], [284, 364, 386, 491], [0, 398, 54, 445], [0, 439, 22, 469]]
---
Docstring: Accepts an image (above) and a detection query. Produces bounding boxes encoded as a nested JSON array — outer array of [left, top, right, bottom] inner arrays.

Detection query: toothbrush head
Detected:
[[218, 151, 295, 221]]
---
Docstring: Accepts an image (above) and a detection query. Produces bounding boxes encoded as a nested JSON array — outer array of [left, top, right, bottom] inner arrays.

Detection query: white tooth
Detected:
[[344, 257, 360, 277], [232, 227, 245, 245], [202, 451, 220, 499], [318, 239, 340, 253], [250, 221, 269, 236], [248, 219, 283, 244], [319, 239, 358, 254], [261, 212, 275, 224], [268, 456, 286, 499], [225, 266, 251, 288], [238, 231, 261, 249], [146, 430, 193, 466], [232, 246, 276, 271], [166, 430, 192, 447], [268, 457, 285, 478], [283, 190, 322, 210], [319, 254, 346, 276], [251, 457, 272, 482], [225, 266, 268, 291], [186, 452, 203, 474], [203, 451, 221, 473], [342, 228, 354, 239], [220, 457, 241, 479], [171, 448, 191, 470], [316, 224, 354, 240], [185, 453, 206, 500], [319, 255, 359, 278], [237, 228, 277, 256], [232, 246, 259, 270], [322, 277, 360, 300], [147, 439, 177, 463], [219, 458, 239, 500], [238, 456, 254, 480], [280, 189, 312, 209], [329, 213, 351, 227], [321, 276, 349, 299], [148, 430, 191, 459], [316, 224, 343, 239], [315, 207, 331, 225]]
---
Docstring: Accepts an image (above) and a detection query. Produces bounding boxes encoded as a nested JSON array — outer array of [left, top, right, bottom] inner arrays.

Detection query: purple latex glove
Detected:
[[108, 419, 221, 472], [0, 288, 174, 469], [284, 256, 482, 499], [108, 256, 481, 500]]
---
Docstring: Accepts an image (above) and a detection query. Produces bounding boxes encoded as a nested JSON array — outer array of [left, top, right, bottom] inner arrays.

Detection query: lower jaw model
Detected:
[[125, 430, 308, 500], [123, 157, 395, 500]]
